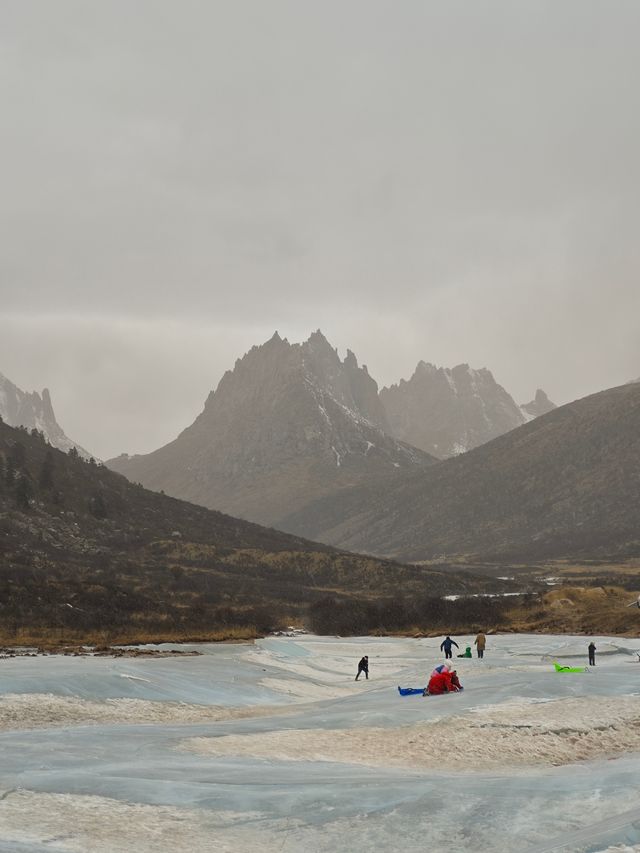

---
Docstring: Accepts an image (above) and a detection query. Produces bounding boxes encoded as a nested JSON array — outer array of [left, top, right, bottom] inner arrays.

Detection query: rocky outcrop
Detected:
[[107, 332, 434, 526], [0, 372, 91, 458], [521, 389, 557, 419], [380, 362, 529, 458]]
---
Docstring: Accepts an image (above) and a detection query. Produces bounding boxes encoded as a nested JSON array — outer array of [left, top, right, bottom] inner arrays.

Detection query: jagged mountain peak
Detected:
[[212, 332, 385, 431], [380, 359, 527, 458], [409, 361, 493, 384], [253, 330, 290, 354], [108, 333, 433, 527], [0, 371, 92, 459], [344, 348, 358, 369], [307, 328, 332, 347], [259, 329, 289, 350], [521, 389, 557, 419], [534, 389, 552, 403]]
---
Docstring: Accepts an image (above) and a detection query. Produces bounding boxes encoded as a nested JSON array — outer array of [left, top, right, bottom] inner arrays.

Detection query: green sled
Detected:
[[553, 662, 587, 673]]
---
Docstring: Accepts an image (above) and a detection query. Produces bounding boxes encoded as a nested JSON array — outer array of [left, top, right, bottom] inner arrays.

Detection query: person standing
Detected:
[[355, 655, 369, 680], [440, 636, 459, 659], [588, 641, 596, 666], [474, 632, 487, 659]]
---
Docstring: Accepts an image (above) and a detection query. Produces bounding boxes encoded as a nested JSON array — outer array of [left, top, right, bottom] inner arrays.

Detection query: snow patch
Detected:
[[0, 791, 268, 853], [443, 592, 524, 601], [185, 695, 640, 770], [450, 441, 468, 455], [0, 694, 285, 730]]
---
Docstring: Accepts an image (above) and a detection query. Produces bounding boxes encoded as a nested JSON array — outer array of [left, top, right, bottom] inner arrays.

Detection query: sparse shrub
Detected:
[[90, 493, 107, 518], [14, 473, 34, 511]]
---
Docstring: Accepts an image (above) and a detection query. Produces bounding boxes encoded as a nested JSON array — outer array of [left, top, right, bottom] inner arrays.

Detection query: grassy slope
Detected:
[[506, 586, 640, 637], [280, 383, 640, 563], [0, 420, 485, 645]]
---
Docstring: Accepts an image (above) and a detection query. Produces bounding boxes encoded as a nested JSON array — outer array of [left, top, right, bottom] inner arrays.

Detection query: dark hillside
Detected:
[[0, 419, 485, 645], [280, 383, 640, 563]]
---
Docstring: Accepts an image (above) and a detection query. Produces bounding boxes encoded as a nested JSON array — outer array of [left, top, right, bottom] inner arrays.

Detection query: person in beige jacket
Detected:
[[474, 632, 486, 659]]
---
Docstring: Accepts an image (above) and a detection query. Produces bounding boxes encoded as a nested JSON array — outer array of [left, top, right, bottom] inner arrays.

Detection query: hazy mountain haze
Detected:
[[2, 1, 639, 458]]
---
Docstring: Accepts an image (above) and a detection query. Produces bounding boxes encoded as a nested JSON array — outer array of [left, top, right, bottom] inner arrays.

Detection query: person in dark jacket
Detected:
[[440, 636, 459, 659], [355, 655, 369, 680], [588, 642, 596, 666]]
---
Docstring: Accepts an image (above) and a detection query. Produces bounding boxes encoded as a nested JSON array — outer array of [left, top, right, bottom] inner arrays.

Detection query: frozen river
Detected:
[[1, 633, 640, 852]]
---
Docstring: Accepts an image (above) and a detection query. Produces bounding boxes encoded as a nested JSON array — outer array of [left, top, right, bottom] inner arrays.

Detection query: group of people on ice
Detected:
[[422, 633, 487, 694], [360, 632, 615, 696], [440, 632, 486, 659], [356, 633, 489, 696]]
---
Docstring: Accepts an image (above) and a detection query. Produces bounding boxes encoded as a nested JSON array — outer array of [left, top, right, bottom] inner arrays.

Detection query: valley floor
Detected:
[[1, 634, 640, 852]]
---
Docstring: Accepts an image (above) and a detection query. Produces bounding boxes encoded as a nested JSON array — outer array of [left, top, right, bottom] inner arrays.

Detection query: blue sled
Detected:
[[398, 687, 424, 696]]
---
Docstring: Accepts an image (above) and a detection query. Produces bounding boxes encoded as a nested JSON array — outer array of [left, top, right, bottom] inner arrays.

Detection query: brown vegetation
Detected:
[[505, 585, 640, 636], [0, 419, 495, 646]]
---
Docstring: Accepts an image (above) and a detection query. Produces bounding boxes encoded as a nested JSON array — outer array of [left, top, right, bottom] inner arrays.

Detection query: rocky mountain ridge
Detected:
[[0, 372, 91, 459], [380, 360, 550, 458], [108, 331, 433, 525]]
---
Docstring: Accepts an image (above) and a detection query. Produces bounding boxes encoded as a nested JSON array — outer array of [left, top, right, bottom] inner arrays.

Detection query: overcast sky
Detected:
[[1, 0, 639, 459]]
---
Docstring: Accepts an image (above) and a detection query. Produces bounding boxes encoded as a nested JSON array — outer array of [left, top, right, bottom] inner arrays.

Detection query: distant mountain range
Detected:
[[108, 331, 433, 525], [107, 331, 554, 527], [281, 382, 640, 563], [0, 372, 91, 459], [380, 362, 555, 458]]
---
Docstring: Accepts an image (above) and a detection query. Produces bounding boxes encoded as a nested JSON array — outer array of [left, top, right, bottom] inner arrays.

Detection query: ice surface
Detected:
[[1, 633, 640, 852]]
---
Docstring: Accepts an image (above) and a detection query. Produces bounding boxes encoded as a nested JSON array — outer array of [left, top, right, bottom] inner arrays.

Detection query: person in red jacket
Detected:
[[424, 669, 463, 696]]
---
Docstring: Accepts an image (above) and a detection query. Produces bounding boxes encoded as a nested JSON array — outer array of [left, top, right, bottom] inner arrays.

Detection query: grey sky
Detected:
[[1, 0, 639, 459]]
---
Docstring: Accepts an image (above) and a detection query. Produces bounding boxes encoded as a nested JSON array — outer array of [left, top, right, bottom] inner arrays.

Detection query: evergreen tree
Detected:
[[68, 446, 79, 460], [39, 449, 55, 490], [5, 455, 14, 487], [9, 441, 26, 471]]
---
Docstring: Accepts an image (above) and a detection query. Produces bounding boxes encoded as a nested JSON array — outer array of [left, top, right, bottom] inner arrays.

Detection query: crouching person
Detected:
[[423, 668, 463, 696]]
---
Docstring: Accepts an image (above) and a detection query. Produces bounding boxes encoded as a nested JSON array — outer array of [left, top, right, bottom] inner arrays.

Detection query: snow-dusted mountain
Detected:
[[0, 372, 91, 458], [379, 362, 555, 458], [107, 331, 434, 526]]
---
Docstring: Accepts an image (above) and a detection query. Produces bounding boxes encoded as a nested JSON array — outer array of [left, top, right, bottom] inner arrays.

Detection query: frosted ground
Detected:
[[1, 634, 640, 852]]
